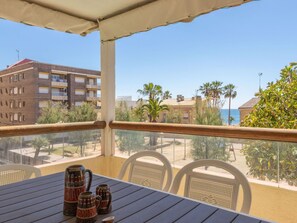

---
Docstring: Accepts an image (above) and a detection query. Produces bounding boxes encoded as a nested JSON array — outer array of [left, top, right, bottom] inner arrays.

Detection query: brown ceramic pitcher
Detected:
[[63, 165, 92, 216]]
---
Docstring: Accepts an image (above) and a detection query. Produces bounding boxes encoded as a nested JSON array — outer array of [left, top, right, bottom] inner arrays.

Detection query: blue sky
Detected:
[[1, 0, 296, 109]]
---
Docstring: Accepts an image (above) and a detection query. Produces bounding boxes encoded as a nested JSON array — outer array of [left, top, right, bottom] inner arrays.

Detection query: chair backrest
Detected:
[[0, 164, 41, 186], [170, 159, 251, 213], [118, 151, 173, 191]]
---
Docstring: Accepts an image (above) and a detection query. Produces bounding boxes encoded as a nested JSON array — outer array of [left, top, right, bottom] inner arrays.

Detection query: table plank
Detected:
[[173, 203, 217, 223], [232, 214, 261, 223], [149, 200, 204, 223], [119, 195, 183, 223], [203, 209, 238, 223], [0, 172, 62, 194]]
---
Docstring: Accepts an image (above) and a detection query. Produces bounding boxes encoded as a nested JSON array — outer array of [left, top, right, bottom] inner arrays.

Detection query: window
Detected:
[[14, 113, 18, 121], [6, 101, 8, 106], [0, 77, 2, 82], [14, 87, 18, 95], [6, 113, 8, 118], [39, 72, 49, 79], [75, 76, 85, 83], [10, 101, 14, 108], [23, 115, 25, 121], [39, 87, 49, 94], [18, 101, 22, 108], [18, 113, 22, 122], [10, 114, 13, 122], [5, 88, 8, 94], [10, 88, 13, 95], [75, 89, 85, 95], [23, 101, 25, 107], [19, 87, 22, 94], [13, 75, 18, 82]]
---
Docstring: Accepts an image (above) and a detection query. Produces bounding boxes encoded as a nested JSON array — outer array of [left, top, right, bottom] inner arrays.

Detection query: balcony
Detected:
[[0, 121, 297, 223], [51, 78, 68, 88], [86, 83, 100, 90], [86, 93, 100, 101], [51, 92, 68, 100]]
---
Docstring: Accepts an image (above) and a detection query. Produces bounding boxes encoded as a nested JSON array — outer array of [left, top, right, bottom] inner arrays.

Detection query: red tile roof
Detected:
[[7, 59, 34, 69]]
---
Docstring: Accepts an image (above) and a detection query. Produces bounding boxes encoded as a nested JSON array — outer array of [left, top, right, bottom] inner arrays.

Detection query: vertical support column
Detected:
[[101, 40, 115, 156]]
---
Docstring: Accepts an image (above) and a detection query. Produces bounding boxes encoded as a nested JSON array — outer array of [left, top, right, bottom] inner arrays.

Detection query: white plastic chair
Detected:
[[0, 164, 41, 186], [170, 159, 252, 213], [118, 151, 173, 191]]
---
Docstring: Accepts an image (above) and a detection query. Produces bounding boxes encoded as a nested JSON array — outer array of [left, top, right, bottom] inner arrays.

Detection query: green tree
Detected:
[[224, 84, 237, 125], [142, 98, 169, 122], [191, 89, 228, 161], [137, 82, 163, 101], [242, 63, 297, 185], [164, 108, 182, 123], [37, 101, 68, 124], [115, 101, 131, 121], [0, 137, 21, 161], [162, 90, 172, 100], [37, 101, 68, 155], [68, 102, 98, 157], [31, 137, 49, 165], [115, 101, 145, 154]]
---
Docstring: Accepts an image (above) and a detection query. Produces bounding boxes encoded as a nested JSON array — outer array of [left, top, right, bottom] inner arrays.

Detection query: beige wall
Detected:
[[38, 155, 297, 223]]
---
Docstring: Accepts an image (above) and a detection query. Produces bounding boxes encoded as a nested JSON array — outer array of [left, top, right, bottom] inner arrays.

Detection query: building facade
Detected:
[[0, 59, 100, 126], [238, 97, 260, 123]]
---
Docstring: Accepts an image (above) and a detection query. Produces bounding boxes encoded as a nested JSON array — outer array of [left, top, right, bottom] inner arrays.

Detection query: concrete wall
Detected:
[[38, 155, 297, 223]]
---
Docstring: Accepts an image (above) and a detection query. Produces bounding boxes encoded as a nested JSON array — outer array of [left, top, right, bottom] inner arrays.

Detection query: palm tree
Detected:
[[137, 82, 163, 101], [199, 82, 212, 98], [162, 90, 172, 100], [224, 84, 237, 125], [210, 81, 223, 107], [142, 98, 169, 122], [142, 98, 169, 146]]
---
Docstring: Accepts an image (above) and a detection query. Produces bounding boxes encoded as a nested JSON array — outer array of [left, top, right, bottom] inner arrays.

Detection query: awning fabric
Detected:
[[0, 0, 251, 41]]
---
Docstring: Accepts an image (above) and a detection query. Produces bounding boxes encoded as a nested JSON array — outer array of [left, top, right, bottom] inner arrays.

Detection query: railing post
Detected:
[[101, 39, 115, 156]]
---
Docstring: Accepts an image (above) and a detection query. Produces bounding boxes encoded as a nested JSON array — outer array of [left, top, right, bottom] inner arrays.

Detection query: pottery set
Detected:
[[63, 165, 112, 223]]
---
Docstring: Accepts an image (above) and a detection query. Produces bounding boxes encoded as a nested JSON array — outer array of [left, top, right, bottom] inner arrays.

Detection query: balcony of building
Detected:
[[86, 92, 100, 101], [51, 76, 68, 88], [51, 92, 68, 101], [86, 83, 100, 90], [0, 122, 297, 223]]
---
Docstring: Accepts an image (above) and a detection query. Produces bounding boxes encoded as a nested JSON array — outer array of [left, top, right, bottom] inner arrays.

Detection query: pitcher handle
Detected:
[[85, 169, 92, 191]]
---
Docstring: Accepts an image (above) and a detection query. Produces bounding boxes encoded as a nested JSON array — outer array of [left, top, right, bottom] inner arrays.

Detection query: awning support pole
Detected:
[[101, 39, 115, 156]]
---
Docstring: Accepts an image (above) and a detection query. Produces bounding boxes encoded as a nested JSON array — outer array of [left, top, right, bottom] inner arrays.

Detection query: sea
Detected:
[[220, 109, 240, 125]]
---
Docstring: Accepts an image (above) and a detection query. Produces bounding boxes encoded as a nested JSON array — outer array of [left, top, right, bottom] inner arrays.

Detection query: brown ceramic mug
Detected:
[[96, 184, 112, 214], [76, 192, 101, 223], [63, 165, 93, 216]]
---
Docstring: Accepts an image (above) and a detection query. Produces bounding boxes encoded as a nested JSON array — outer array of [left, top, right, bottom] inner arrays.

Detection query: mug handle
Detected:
[[85, 169, 92, 191], [95, 195, 102, 212], [106, 192, 112, 210]]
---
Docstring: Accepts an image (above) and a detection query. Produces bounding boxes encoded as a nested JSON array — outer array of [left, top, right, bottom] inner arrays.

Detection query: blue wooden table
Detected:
[[0, 172, 272, 223]]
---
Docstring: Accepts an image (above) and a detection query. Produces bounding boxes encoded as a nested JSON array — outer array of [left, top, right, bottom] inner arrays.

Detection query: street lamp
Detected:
[[258, 73, 263, 92]]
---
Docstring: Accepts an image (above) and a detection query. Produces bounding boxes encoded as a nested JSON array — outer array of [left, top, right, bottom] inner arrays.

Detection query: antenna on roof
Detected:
[[16, 49, 20, 61]]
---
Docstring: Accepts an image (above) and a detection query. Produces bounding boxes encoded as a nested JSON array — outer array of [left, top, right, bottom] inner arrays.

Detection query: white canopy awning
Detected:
[[0, 0, 251, 41]]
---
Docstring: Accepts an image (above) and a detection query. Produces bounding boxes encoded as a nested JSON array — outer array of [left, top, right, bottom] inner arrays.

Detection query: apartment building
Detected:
[[0, 59, 101, 126]]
